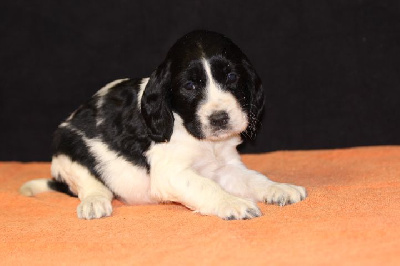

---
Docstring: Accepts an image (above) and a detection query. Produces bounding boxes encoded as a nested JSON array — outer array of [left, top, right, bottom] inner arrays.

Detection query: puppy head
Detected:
[[141, 30, 265, 142]]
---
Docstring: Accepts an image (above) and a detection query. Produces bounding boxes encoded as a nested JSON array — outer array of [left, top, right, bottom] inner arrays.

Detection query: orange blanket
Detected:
[[1, 146, 400, 265]]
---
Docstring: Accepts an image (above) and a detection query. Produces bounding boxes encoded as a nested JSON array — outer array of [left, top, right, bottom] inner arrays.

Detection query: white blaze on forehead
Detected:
[[202, 58, 220, 97], [198, 59, 248, 139]]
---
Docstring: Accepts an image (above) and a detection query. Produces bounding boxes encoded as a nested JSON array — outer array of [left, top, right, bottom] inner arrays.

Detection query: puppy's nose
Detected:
[[209, 111, 229, 128]]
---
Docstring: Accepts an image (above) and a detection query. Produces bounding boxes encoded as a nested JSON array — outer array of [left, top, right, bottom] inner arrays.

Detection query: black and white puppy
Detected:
[[20, 30, 306, 220]]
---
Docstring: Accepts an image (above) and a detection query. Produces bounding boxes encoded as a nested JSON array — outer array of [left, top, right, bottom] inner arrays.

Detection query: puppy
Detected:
[[20, 30, 306, 220]]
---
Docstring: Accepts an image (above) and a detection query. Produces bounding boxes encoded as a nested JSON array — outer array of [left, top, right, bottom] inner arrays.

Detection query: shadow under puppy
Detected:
[[20, 30, 307, 220]]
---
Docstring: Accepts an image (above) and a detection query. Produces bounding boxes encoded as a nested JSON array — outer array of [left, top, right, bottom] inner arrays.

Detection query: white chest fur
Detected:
[[145, 114, 243, 200]]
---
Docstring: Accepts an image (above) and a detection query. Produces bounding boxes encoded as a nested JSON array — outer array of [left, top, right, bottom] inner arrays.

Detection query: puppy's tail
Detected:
[[19, 179, 76, 197]]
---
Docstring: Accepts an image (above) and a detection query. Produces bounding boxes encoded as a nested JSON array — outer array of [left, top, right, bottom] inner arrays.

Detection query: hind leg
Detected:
[[51, 154, 113, 219]]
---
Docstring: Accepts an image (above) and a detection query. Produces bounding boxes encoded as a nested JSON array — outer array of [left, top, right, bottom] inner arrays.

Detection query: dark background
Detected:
[[1, 0, 399, 161]]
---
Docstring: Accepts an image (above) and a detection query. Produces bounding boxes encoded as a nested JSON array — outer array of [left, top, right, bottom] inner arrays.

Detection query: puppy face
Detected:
[[141, 30, 264, 142], [171, 57, 250, 140]]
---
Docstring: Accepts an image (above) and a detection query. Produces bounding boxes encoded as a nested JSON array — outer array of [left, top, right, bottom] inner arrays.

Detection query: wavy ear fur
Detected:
[[141, 61, 174, 142], [242, 59, 265, 139]]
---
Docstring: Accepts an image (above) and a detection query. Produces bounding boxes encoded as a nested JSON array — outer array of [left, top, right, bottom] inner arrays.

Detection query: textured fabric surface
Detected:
[[1, 146, 399, 265]]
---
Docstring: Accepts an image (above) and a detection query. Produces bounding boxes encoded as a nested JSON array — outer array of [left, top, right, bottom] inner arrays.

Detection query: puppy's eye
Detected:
[[184, 81, 196, 90], [227, 73, 237, 83]]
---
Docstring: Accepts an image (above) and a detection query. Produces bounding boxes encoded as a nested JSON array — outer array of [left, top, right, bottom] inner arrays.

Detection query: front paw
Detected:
[[262, 183, 307, 206], [77, 195, 113, 219], [214, 196, 262, 220]]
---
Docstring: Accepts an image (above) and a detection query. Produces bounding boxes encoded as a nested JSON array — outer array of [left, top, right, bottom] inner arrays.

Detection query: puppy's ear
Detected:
[[243, 59, 265, 138], [141, 61, 174, 142]]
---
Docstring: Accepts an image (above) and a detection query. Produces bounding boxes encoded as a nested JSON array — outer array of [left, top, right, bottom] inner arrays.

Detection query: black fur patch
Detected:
[[52, 126, 101, 178], [47, 179, 77, 197], [97, 79, 151, 170]]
